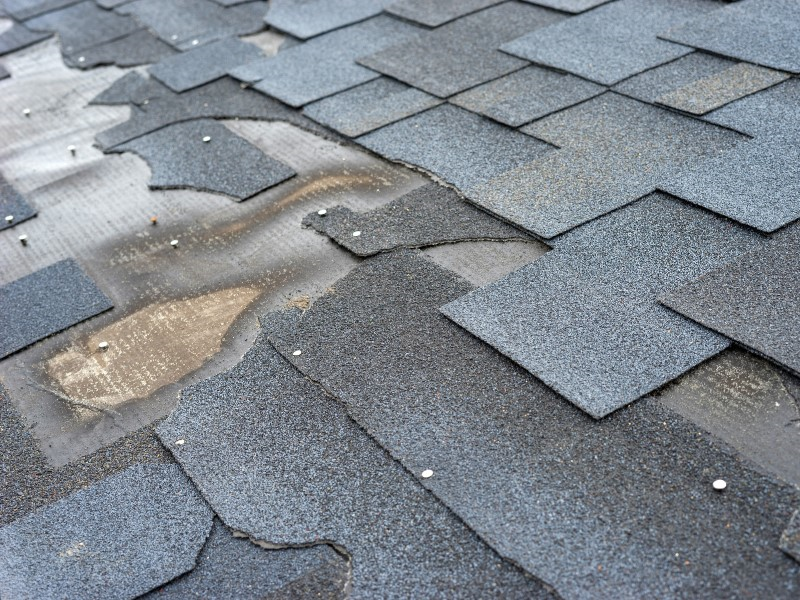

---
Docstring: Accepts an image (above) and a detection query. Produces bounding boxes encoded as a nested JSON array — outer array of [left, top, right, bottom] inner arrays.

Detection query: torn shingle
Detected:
[[112, 119, 296, 200], [450, 65, 605, 127], [148, 37, 263, 93], [302, 77, 442, 137], [230, 15, 422, 108], [660, 0, 800, 74], [0, 464, 213, 600], [264, 0, 394, 40], [63, 28, 176, 69], [88, 70, 169, 106], [140, 519, 349, 599], [0, 21, 52, 55], [303, 182, 531, 256], [357, 104, 551, 191], [0, 174, 37, 231], [500, 0, 721, 85], [0, 259, 113, 359], [781, 511, 800, 564], [385, 0, 505, 29], [660, 225, 800, 377], [358, 2, 564, 98], [2, 0, 81, 21], [157, 323, 557, 599], [466, 92, 742, 239], [267, 249, 800, 598], [441, 193, 764, 418], [660, 79, 800, 232], [117, 0, 267, 50]]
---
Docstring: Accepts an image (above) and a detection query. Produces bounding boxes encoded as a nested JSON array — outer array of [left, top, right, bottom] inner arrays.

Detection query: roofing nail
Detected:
[[68, 145, 76, 156], [317, 209, 327, 216], [5, 215, 13, 224], [23, 108, 31, 117], [175, 439, 185, 446], [170, 239, 179, 248], [352, 230, 362, 237], [713, 479, 727, 491], [18, 234, 28, 246], [421, 469, 433, 479], [292, 350, 302, 356], [77, 56, 85, 63], [170, 35, 178, 41], [150, 216, 158, 226], [202, 136, 211, 143], [191, 39, 199, 46], [98, 341, 109, 351]]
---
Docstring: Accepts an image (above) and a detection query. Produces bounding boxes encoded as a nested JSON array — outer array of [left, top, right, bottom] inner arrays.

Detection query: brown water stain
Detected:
[[45, 286, 260, 408]]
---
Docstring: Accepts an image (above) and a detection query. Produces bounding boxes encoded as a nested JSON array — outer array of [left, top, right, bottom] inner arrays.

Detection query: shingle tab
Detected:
[[0, 464, 213, 600], [358, 104, 551, 191], [661, 0, 800, 74], [0, 259, 113, 359], [64, 28, 176, 69], [386, 0, 504, 28], [442, 193, 764, 418], [0, 22, 52, 56], [0, 175, 37, 231], [264, 0, 394, 40], [3, 0, 81, 21], [358, 2, 563, 98], [519, 0, 612, 12], [501, 0, 720, 85]]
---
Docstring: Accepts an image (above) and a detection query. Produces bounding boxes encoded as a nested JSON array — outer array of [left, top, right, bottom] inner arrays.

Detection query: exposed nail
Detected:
[[170, 239, 179, 248], [202, 136, 211, 143], [352, 231, 361, 237], [23, 108, 31, 117], [712, 479, 727, 491], [5, 215, 13, 224], [292, 350, 302, 356], [98, 341, 109, 351], [421, 469, 433, 479], [317, 209, 327, 216], [175, 439, 185, 446], [68, 145, 76, 156], [77, 56, 85, 63], [18, 234, 28, 246]]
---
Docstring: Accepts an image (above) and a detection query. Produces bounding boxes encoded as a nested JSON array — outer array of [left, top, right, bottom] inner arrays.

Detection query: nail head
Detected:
[[713, 479, 727, 491], [23, 108, 31, 116], [421, 469, 433, 479], [202, 136, 211, 143], [175, 439, 185, 446], [98, 341, 109, 351], [317, 209, 327, 216], [5, 215, 13, 224], [19, 234, 28, 245], [292, 350, 302, 356], [170, 239, 179, 248], [352, 231, 361, 237]]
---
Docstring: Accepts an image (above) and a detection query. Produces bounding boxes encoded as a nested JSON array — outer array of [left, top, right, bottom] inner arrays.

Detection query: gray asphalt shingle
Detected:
[[782, 511, 800, 563], [0, 22, 52, 56], [519, 0, 612, 12], [264, 0, 394, 40], [386, 0, 504, 27], [63, 28, 176, 69], [0, 175, 37, 231], [3, 0, 81, 20]]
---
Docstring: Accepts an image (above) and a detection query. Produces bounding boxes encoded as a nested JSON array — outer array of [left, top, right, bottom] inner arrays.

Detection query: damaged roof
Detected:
[[0, 0, 799, 597]]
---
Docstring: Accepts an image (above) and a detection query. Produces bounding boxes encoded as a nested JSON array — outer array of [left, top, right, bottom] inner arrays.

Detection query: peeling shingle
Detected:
[[358, 2, 563, 98], [467, 93, 742, 238], [357, 104, 551, 191], [0, 22, 52, 56], [267, 249, 800, 598], [231, 15, 421, 107], [0, 259, 113, 359], [501, 0, 721, 85], [157, 323, 556, 599], [149, 37, 263, 93], [303, 182, 531, 256], [450, 65, 604, 127], [113, 119, 295, 200], [264, 0, 394, 40], [63, 28, 176, 69], [661, 0, 800, 74], [0, 175, 37, 231], [386, 0, 505, 28], [0, 464, 213, 600], [441, 193, 764, 418]]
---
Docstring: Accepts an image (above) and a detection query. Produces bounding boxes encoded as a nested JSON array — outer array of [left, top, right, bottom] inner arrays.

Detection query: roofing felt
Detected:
[[0, 463, 214, 600], [266, 250, 800, 598], [660, 79, 800, 232], [2, 0, 80, 21], [302, 182, 531, 256], [0, 21, 52, 56], [441, 193, 764, 418], [0, 259, 113, 359], [302, 77, 442, 137], [157, 324, 556, 599], [264, 0, 394, 40], [0, 174, 36, 231], [385, 0, 504, 27], [230, 15, 422, 107], [112, 119, 296, 200], [148, 36, 263, 93], [358, 2, 564, 98], [660, 0, 800, 74], [62, 27, 176, 69], [357, 103, 552, 192], [783, 511, 800, 563], [466, 92, 742, 239], [660, 224, 800, 377], [500, 0, 721, 85], [140, 519, 349, 599], [449, 65, 605, 127]]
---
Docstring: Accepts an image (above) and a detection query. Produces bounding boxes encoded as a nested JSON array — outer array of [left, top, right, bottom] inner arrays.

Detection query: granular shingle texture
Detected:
[[660, 0, 800, 74], [113, 119, 296, 200], [303, 78, 442, 137], [89, 70, 169, 106], [0, 259, 113, 359], [264, 0, 394, 40], [521, 0, 612, 12], [148, 37, 262, 93], [661, 79, 800, 232], [267, 249, 800, 598], [303, 182, 531, 256], [157, 323, 556, 599], [386, 0, 504, 27], [0, 175, 37, 231], [468, 93, 743, 238], [450, 65, 604, 127], [0, 22, 52, 56], [357, 104, 552, 191], [500, 0, 720, 85], [141, 519, 349, 599], [0, 464, 214, 600], [3, 0, 80, 20], [62, 28, 176, 69], [358, 2, 564, 98], [661, 225, 800, 377], [231, 15, 421, 107], [782, 511, 800, 564], [441, 193, 764, 418]]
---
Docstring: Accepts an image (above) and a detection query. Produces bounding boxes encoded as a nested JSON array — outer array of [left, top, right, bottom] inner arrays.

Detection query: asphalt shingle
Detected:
[[782, 511, 800, 564], [63, 28, 176, 69], [0, 464, 213, 600], [441, 193, 764, 418], [0, 175, 37, 231], [264, 0, 394, 40], [89, 70, 169, 106], [157, 323, 556, 599], [267, 249, 800, 598], [519, 0, 612, 12], [113, 119, 296, 200], [358, 2, 564, 98], [3, 0, 81, 20], [0, 22, 52, 56], [385, 0, 504, 28], [500, 0, 721, 85], [0, 259, 113, 359]]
